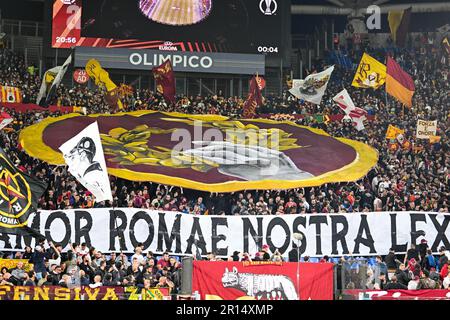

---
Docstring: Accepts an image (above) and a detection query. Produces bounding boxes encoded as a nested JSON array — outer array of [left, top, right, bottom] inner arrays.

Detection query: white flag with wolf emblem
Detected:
[[59, 121, 112, 202], [289, 66, 334, 105]]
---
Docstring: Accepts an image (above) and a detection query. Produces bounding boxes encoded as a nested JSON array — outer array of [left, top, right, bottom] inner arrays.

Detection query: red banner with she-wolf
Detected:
[[192, 261, 334, 300]]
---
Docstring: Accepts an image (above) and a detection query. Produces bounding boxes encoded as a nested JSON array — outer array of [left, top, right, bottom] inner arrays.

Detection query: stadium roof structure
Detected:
[[291, 0, 450, 14]]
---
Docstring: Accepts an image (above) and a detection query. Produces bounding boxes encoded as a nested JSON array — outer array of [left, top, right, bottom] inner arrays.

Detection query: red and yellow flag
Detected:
[[429, 136, 441, 144], [153, 60, 176, 104], [388, 7, 412, 47], [242, 75, 265, 119], [386, 56, 415, 108], [0, 86, 22, 103], [385, 124, 404, 140]]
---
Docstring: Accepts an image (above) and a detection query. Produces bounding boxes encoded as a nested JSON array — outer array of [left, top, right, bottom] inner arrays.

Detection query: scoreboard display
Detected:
[[51, 0, 287, 56]]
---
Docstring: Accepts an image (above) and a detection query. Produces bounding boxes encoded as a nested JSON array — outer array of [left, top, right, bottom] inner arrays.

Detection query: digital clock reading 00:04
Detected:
[[257, 46, 279, 53], [55, 36, 77, 44]]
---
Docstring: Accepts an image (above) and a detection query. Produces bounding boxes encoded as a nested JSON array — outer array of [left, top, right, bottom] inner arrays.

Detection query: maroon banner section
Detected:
[[344, 290, 450, 300], [0, 285, 170, 300], [192, 261, 334, 300], [0, 102, 75, 113]]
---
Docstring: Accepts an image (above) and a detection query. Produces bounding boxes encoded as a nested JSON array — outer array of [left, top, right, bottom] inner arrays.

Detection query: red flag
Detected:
[[0, 112, 13, 130], [243, 75, 264, 119], [386, 56, 415, 108], [153, 60, 176, 104]]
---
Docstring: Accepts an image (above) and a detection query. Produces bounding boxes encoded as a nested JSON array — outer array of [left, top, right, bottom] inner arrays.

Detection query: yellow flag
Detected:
[[385, 124, 404, 140], [85, 59, 123, 110], [352, 53, 387, 89], [429, 136, 441, 144], [388, 11, 404, 44]]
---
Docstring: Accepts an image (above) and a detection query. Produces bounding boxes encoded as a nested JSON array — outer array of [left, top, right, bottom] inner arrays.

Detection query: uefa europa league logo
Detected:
[[260, 0, 278, 16]]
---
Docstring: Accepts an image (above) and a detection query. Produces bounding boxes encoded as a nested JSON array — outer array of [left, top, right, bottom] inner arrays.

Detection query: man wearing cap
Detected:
[[67, 137, 102, 179]]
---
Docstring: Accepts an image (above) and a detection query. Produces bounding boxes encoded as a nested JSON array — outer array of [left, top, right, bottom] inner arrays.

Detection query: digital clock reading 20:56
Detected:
[[55, 36, 77, 44], [257, 46, 279, 53]]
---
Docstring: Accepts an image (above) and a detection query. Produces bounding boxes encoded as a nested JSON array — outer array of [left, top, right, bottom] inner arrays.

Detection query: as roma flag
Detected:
[[388, 7, 411, 47], [192, 261, 334, 300], [20, 111, 379, 193], [0, 148, 47, 237], [242, 75, 265, 119], [386, 56, 415, 108], [153, 60, 176, 104]]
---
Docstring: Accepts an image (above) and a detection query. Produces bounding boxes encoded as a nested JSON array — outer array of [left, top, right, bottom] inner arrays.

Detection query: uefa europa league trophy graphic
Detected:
[[261, 0, 277, 15]]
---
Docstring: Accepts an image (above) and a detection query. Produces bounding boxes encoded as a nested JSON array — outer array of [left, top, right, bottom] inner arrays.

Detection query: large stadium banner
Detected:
[[19, 111, 378, 192], [1, 210, 449, 258], [0, 286, 170, 300], [192, 261, 334, 300]]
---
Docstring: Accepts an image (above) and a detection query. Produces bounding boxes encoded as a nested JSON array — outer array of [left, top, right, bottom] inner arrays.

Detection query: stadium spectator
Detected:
[[383, 275, 407, 290]]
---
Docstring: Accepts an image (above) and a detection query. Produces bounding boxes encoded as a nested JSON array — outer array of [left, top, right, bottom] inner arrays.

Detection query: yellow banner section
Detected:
[[352, 53, 386, 89], [0, 259, 33, 272], [0, 286, 170, 300]]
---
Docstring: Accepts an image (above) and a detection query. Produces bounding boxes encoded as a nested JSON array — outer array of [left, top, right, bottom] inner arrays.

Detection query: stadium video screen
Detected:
[[52, 0, 285, 55]]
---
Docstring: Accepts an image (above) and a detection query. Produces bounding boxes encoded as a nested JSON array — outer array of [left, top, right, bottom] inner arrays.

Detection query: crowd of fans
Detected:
[[341, 242, 450, 291], [0, 31, 449, 293], [1, 240, 180, 294]]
